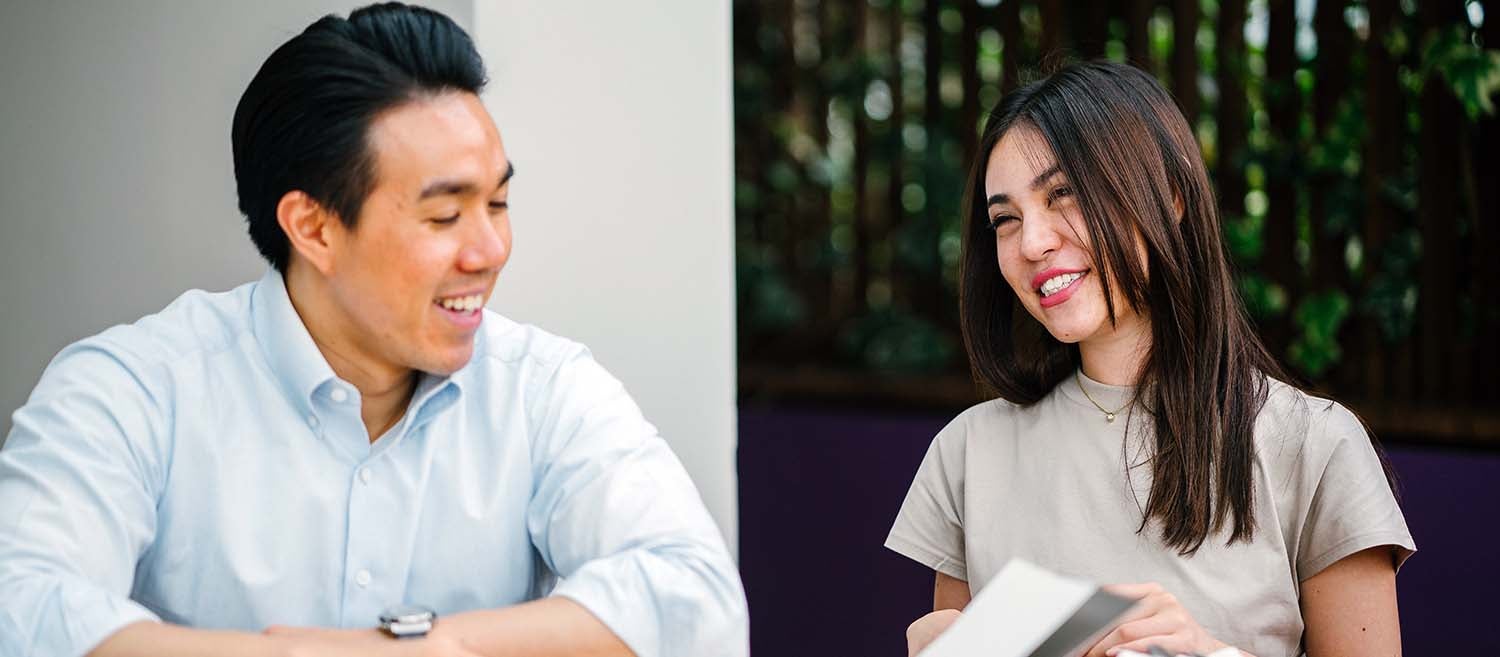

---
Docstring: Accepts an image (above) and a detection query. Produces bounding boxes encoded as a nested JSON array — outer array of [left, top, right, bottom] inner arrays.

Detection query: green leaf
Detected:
[[1422, 26, 1500, 119], [1289, 290, 1352, 378]]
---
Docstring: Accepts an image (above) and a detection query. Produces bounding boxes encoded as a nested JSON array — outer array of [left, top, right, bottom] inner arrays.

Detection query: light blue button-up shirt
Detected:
[[0, 270, 747, 657]]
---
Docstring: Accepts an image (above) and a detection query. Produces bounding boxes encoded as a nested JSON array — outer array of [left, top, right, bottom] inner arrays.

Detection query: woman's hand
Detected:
[[906, 609, 963, 657], [1081, 583, 1232, 657]]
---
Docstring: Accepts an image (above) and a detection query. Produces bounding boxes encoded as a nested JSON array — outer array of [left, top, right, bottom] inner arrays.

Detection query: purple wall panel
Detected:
[[738, 406, 1500, 656], [738, 407, 939, 657], [1381, 446, 1500, 652]]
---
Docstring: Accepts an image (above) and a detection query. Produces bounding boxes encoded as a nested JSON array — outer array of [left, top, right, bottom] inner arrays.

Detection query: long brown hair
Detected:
[[958, 61, 1290, 554]]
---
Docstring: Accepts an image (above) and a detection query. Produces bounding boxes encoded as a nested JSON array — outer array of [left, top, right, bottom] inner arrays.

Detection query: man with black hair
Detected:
[[0, 4, 747, 657]]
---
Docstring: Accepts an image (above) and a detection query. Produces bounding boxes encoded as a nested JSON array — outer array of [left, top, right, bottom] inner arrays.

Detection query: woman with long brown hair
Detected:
[[887, 61, 1412, 657]]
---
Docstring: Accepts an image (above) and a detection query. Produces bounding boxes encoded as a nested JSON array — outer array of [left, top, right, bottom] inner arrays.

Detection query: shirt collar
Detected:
[[410, 370, 462, 430], [251, 268, 467, 424], [1059, 367, 1139, 415], [251, 268, 338, 409]]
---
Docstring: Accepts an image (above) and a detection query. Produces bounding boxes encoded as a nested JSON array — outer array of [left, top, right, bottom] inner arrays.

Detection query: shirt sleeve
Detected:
[[885, 411, 970, 582], [1293, 401, 1416, 580], [523, 344, 747, 657], [0, 343, 166, 657]]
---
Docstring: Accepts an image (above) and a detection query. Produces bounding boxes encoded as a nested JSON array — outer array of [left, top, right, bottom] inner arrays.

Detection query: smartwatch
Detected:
[[379, 604, 437, 639]]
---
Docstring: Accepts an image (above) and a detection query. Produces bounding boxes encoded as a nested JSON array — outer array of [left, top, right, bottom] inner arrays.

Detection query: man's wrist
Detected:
[[379, 605, 437, 640]]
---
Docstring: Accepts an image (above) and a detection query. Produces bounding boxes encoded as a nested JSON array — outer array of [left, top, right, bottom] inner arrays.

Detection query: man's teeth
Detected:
[[1040, 272, 1083, 296], [438, 294, 484, 312]]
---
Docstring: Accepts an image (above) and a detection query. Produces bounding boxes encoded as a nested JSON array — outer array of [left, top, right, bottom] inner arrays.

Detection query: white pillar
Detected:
[[471, 2, 739, 553]]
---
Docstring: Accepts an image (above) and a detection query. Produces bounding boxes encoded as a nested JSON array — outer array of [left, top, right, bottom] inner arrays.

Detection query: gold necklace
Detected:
[[1076, 371, 1132, 423]]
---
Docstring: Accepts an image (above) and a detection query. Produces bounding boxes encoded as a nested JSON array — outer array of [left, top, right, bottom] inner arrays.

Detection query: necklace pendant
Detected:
[[1105, 412, 1115, 423]]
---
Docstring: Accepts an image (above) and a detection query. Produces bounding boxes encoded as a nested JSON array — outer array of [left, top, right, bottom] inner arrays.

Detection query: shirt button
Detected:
[[355, 569, 371, 588], [358, 467, 372, 484], [330, 388, 349, 403], [307, 415, 319, 429]]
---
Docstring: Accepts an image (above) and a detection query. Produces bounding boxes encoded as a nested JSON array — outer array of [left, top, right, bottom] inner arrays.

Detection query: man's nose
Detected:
[[458, 214, 508, 272]]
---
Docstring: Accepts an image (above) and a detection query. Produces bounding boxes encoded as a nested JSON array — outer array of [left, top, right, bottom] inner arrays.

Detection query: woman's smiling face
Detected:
[[983, 125, 1147, 348]]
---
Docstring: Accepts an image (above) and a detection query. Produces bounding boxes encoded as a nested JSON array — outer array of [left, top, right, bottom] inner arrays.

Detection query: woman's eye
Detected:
[[431, 214, 460, 225], [488, 201, 508, 213], [987, 215, 1016, 231], [1049, 186, 1073, 202]]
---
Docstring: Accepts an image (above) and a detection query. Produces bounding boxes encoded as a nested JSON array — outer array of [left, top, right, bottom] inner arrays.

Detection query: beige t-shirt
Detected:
[[886, 371, 1415, 657]]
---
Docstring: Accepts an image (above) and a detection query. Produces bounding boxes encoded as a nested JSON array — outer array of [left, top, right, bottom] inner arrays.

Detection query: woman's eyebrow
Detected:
[[987, 164, 1063, 206]]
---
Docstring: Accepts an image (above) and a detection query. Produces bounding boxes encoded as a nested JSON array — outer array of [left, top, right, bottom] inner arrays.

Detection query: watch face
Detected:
[[380, 604, 436, 624], [380, 604, 436, 638]]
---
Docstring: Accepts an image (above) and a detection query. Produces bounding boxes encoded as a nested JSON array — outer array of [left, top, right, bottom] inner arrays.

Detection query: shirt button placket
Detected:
[[344, 460, 377, 625]]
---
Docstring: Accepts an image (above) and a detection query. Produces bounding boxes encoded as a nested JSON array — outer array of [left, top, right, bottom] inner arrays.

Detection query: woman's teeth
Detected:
[[1040, 272, 1083, 296], [438, 294, 484, 312]]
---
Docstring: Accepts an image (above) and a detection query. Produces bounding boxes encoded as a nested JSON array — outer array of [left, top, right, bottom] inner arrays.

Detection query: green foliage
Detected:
[[732, 0, 1486, 397], [1224, 212, 1264, 263], [737, 248, 806, 332], [1289, 290, 1351, 377], [1361, 228, 1422, 343], [1422, 26, 1500, 119], [836, 309, 957, 373], [1238, 273, 1288, 320]]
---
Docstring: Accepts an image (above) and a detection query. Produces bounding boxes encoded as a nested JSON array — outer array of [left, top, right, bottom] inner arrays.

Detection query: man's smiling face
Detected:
[[318, 91, 513, 377]]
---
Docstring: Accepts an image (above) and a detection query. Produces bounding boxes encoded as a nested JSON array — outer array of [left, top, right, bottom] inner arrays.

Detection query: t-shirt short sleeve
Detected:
[[1294, 401, 1416, 580], [886, 412, 972, 582]]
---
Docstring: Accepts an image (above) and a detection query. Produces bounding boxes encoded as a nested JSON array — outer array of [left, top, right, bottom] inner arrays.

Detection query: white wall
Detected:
[[0, 0, 465, 430], [0, 1, 738, 550], [473, 3, 739, 551]]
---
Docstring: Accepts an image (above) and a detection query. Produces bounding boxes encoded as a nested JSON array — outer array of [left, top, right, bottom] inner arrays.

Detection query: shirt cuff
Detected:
[[885, 532, 968, 582], [19, 578, 162, 657], [1298, 530, 1417, 581], [548, 559, 661, 657]]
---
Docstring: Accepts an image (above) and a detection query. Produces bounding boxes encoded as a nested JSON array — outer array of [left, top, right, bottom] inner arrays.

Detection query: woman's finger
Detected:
[[1104, 633, 1194, 657], [1101, 582, 1165, 600], [1082, 615, 1179, 657]]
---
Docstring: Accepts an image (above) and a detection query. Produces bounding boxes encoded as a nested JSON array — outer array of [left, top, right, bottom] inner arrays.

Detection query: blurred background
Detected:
[[731, 0, 1500, 654]]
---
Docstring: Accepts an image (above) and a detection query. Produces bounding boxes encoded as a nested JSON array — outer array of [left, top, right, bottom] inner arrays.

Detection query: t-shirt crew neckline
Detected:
[[1059, 368, 1137, 415]]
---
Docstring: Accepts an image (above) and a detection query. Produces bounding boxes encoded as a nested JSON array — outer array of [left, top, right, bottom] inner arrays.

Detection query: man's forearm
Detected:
[[431, 597, 634, 657], [88, 622, 296, 657], [101, 597, 637, 657], [88, 621, 427, 657]]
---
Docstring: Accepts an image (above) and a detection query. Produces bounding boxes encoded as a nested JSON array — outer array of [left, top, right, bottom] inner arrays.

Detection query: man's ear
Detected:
[[276, 191, 340, 275]]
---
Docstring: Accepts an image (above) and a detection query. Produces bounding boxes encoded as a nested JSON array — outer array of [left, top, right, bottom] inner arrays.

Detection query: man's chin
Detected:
[[418, 345, 476, 377]]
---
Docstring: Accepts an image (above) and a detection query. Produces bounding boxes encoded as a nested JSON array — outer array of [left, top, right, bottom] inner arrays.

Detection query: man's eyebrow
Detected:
[[418, 161, 516, 200], [986, 164, 1063, 206], [419, 179, 477, 200]]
